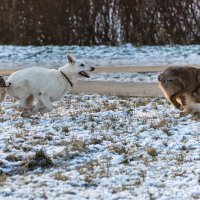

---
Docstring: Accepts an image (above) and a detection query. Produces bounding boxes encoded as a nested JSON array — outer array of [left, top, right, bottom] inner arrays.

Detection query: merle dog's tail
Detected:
[[0, 76, 7, 102]]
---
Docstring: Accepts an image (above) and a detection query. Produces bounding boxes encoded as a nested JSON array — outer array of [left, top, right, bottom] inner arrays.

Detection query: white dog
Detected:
[[0, 55, 95, 117]]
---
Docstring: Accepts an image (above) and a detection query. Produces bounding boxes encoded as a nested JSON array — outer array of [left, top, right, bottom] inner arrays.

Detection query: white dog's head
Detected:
[[67, 55, 95, 78]]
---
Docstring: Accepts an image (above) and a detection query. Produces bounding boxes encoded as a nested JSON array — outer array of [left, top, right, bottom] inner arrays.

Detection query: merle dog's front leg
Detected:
[[169, 93, 182, 110]]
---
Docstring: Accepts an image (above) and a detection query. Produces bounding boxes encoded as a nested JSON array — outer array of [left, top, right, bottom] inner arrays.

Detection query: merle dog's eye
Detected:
[[80, 63, 85, 67], [167, 79, 174, 82]]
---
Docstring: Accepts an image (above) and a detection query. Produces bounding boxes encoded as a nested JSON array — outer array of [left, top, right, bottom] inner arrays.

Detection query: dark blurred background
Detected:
[[0, 0, 200, 46]]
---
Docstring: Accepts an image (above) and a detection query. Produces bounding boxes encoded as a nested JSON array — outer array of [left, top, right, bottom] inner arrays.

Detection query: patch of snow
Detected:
[[0, 94, 200, 199], [0, 44, 200, 69]]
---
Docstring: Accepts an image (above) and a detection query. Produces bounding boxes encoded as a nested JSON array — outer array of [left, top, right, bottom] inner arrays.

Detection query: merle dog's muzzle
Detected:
[[158, 73, 163, 82]]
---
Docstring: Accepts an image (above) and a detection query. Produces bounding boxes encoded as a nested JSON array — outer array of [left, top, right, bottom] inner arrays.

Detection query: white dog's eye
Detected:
[[80, 63, 85, 67]]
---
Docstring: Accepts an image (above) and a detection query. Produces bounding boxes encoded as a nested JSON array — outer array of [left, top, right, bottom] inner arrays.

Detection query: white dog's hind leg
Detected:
[[16, 98, 33, 111], [21, 99, 42, 117], [19, 99, 28, 110], [26, 95, 34, 106], [0, 89, 6, 102], [25, 95, 34, 110], [39, 95, 53, 114]]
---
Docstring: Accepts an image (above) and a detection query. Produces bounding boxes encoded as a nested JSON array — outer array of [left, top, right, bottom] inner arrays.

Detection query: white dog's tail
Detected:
[[0, 76, 7, 102]]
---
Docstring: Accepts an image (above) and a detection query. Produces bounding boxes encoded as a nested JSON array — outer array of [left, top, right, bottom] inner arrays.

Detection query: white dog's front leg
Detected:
[[17, 99, 33, 111]]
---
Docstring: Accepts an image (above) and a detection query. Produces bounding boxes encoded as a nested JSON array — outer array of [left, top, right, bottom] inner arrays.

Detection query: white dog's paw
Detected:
[[39, 108, 48, 115], [21, 111, 31, 118]]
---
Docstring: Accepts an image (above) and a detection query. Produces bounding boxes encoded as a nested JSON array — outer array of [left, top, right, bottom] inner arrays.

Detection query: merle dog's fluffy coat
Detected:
[[158, 66, 200, 116]]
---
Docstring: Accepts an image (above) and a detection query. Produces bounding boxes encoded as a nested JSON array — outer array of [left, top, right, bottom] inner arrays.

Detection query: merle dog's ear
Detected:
[[67, 55, 76, 65]]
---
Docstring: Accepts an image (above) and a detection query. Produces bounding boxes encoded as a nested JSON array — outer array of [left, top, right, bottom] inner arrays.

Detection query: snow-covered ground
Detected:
[[0, 94, 200, 200], [0, 44, 200, 69]]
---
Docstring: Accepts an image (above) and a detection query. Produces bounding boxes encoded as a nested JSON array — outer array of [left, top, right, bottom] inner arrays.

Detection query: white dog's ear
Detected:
[[67, 55, 76, 64]]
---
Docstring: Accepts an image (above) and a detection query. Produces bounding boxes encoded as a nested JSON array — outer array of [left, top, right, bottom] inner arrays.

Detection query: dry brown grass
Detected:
[[22, 149, 53, 170]]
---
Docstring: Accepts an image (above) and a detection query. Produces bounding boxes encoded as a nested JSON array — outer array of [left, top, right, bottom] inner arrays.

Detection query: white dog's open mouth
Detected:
[[79, 71, 90, 78]]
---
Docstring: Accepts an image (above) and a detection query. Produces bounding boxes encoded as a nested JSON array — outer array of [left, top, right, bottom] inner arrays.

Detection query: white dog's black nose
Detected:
[[91, 67, 95, 71]]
